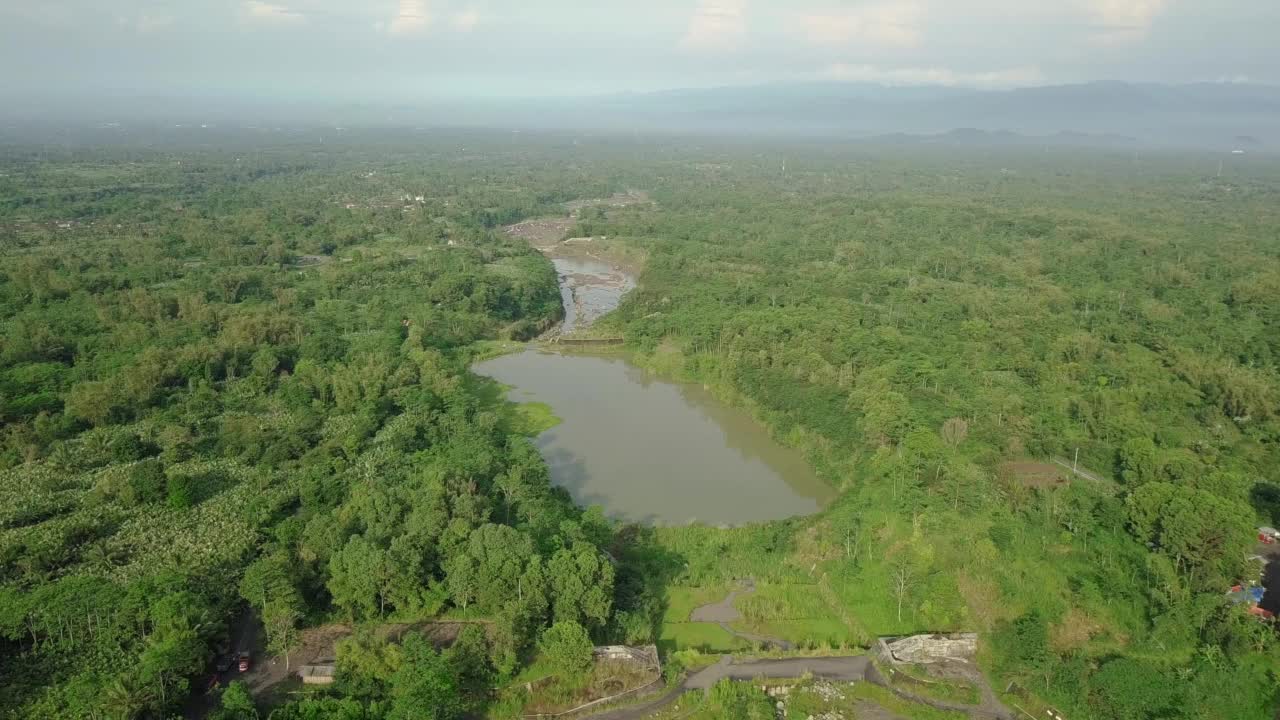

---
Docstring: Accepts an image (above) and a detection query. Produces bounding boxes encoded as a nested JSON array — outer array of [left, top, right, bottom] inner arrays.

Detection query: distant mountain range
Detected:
[[507, 81, 1280, 149], [4, 81, 1277, 150]]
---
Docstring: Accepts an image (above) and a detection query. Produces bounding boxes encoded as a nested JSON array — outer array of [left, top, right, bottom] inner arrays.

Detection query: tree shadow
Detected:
[[1259, 553, 1280, 615], [539, 440, 612, 510], [1249, 483, 1280, 527], [609, 524, 686, 651]]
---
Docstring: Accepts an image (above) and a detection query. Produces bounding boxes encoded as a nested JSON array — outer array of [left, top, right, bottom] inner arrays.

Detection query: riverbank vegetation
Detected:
[[594, 143, 1280, 719], [2, 128, 1279, 719]]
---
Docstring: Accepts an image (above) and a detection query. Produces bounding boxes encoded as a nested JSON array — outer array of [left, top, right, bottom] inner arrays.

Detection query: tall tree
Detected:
[[548, 542, 614, 630]]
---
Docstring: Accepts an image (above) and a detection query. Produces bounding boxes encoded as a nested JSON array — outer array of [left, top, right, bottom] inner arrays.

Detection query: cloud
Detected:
[[1086, 0, 1168, 42], [387, 0, 431, 36], [2, 4, 75, 26], [241, 1, 304, 24], [682, 0, 746, 52], [117, 13, 173, 34], [451, 8, 480, 32], [823, 63, 1045, 89], [799, 1, 924, 48]]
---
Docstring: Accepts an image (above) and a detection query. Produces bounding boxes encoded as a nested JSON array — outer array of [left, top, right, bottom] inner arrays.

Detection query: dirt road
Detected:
[[874, 661, 1015, 720]]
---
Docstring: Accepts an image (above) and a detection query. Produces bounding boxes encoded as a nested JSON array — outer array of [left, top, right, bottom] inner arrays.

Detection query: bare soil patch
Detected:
[[563, 191, 650, 215], [505, 218, 573, 248], [242, 623, 350, 695], [998, 461, 1066, 489]]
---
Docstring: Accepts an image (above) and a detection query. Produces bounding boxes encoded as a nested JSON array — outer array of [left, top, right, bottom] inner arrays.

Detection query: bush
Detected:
[[538, 621, 594, 675], [166, 473, 198, 509], [211, 681, 258, 720], [128, 459, 167, 505]]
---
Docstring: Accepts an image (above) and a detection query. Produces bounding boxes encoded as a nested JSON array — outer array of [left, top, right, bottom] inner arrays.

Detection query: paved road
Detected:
[[581, 654, 1017, 720], [686, 655, 872, 689], [583, 655, 871, 720]]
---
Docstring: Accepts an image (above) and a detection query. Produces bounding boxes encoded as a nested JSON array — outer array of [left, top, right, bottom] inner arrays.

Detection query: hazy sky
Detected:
[[2, 0, 1277, 100]]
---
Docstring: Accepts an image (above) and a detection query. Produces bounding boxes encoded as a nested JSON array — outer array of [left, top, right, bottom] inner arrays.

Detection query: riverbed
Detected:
[[551, 257, 634, 334], [475, 350, 832, 525]]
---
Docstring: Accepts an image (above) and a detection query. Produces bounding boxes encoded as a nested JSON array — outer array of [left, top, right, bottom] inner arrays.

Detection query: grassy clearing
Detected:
[[468, 339, 527, 362], [500, 655, 660, 719], [659, 622, 749, 654], [827, 682, 970, 720], [667, 648, 723, 672], [734, 618, 861, 649], [648, 680, 969, 720], [882, 665, 982, 706], [663, 585, 731, 622]]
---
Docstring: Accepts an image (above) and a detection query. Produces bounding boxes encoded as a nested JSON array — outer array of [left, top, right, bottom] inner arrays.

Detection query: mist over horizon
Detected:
[[4, 79, 1279, 152], [5, 1, 1279, 148]]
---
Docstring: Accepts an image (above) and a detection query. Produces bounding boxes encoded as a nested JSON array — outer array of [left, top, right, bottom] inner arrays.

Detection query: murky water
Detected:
[[475, 351, 833, 525]]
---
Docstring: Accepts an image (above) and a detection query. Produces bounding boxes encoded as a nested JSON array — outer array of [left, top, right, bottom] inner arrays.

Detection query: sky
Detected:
[[1, 0, 1277, 101]]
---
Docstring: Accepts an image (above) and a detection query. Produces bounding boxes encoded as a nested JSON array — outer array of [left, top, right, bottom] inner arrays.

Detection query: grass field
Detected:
[[662, 585, 731, 622], [647, 680, 970, 720], [732, 618, 861, 649], [658, 621, 749, 654], [884, 665, 982, 706]]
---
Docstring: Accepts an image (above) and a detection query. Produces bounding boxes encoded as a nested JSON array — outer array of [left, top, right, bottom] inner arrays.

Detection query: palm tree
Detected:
[[101, 677, 150, 720]]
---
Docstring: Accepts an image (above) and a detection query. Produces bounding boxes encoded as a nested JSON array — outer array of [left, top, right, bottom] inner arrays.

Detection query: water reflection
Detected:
[[475, 350, 833, 525]]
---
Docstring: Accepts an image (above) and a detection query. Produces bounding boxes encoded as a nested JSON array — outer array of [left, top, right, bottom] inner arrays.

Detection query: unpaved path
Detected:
[[920, 660, 1015, 720], [866, 663, 1013, 720], [689, 579, 793, 650], [1051, 457, 1114, 492], [855, 700, 910, 720]]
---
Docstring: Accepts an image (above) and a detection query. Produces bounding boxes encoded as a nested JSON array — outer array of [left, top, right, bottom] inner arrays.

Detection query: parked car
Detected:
[[238, 652, 251, 673], [215, 654, 233, 672]]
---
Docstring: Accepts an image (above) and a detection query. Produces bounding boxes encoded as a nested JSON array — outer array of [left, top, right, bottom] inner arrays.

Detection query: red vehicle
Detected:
[[238, 652, 251, 673]]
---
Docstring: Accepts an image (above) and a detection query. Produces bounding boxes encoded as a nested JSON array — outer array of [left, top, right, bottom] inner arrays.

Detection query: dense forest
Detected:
[[596, 142, 1280, 718], [1, 128, 1279, 719]]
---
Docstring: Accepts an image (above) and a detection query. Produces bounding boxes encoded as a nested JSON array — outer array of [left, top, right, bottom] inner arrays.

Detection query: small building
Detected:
[[298, 664, 336, 685], [592, 645, 660, 672], [1228, 585, 1273, 619]]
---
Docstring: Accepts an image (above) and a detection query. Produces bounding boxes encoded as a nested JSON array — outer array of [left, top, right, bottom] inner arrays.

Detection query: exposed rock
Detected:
[[877, 633, 978, 665]]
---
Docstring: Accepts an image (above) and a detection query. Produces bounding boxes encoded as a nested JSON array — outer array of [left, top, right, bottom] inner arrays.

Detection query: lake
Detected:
[[474, 350, 833, 525]]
